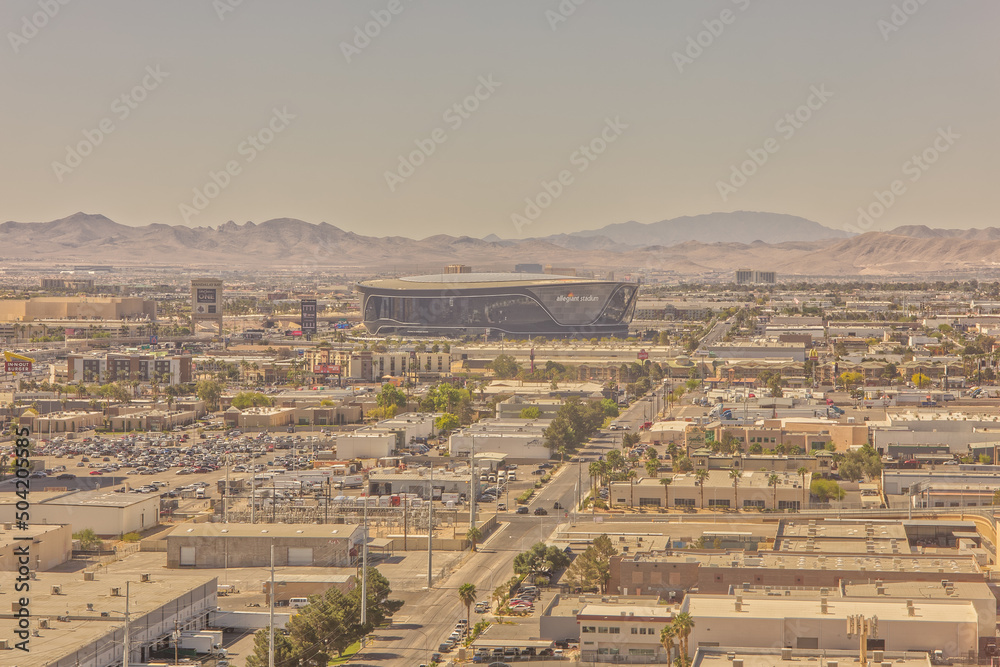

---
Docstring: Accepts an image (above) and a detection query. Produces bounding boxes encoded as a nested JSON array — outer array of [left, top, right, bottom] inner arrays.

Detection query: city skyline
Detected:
[[2, 1, 997, 239]]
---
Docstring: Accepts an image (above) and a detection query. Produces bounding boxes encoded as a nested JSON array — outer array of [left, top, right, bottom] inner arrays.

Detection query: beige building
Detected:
[[683, 594, 978, 659], [610, 469, 809, 511], [166, 523, 363, 568], [262, 572, 356, 604], [28, 410, 104, 433], [0, 489, 159, 536], [0, 523, 72, 571], [578, 602, 675, 663], [109, 408, 198, 432], [0, 296, 156, 322]]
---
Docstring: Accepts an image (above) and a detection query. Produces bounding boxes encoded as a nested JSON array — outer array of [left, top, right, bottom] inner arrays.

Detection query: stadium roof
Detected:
[[359, 272, 618, 290]]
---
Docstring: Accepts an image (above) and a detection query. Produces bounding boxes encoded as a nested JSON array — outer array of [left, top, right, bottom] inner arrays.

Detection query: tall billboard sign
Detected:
[[190, 278, 224, 333], [301, 299, 317, 335]]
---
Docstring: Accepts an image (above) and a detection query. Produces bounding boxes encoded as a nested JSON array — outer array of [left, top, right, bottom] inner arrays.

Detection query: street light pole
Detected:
[[428, 463, 434, 589], [269, 540, 275, 667], [361, 487, 368, 626]]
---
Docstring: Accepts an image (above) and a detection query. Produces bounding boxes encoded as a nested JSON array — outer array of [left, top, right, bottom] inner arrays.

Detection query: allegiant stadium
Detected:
[[356, 273, 638, 338]]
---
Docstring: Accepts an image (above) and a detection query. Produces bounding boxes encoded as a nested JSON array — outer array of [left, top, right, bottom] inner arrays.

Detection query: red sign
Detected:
[[313, 364, 342, 375], [637, 349, 649, 360], [5, 361, 32, 373]]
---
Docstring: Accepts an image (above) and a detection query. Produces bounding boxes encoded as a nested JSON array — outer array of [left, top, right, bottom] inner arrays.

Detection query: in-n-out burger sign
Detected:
[[556, 293, 599, 303]]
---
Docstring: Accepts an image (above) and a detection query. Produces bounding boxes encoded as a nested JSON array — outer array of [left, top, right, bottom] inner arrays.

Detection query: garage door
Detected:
[[180, 547, 196, 566], [288, 547, 313, 566]]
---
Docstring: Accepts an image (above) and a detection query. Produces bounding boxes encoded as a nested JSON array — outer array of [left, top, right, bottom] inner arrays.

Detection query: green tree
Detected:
[[839, 371, 864, 391], [245, 626, 297, 667], [660, 477, 672, 509], [911, 372, 931, 389], [767, 473, 780, 508], [72, 528, 102, 550], [231, 391, 273, 409], [564, 534, 617, 593], [376, 383, 407, 409], [660, 624, 677, 667], [645, 458, 659, 478], [519, 406, 541, 419], [466, 526, 483, 553], [694, 469, 709, 508], [811, 478, 846, 502], [672, 612, 695, 663], [435, 413, 460, 433], [729, 468, 742, 511], [458, 583, 478, 630], [195, 379, 223, 411], [489, 354, 521, 379], [797, 466, 810, 491], [513, 542, 571, 579]]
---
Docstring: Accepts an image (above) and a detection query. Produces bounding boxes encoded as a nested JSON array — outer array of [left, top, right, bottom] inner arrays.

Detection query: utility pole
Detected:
[[269, 541, 275, 667], [361, 487, 368, 626], [428, 462, 434, 589], [251, 470, 255, 524], [123, 581, 130, 667], [173, 620, 178, 665], [224, 454, 230, 523], [469, 436, 476, 529]]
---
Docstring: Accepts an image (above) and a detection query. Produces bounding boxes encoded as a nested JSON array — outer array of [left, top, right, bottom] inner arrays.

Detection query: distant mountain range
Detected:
[[0, 211, 997, 278]]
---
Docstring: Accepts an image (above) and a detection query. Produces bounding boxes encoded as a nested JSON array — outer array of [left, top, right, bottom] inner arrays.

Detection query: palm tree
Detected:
[[729, 468, 742, 511], [767, 473, 781, 510], [660, 624, 677, 667], [458, 582, 477, 633], [694, 469, 709, 509], [797, 466, 810, 494], [660, 477, 672, 511], [672, 612, 695, 664], [588, 461, 603, 500], [466, 526, 483, 553]]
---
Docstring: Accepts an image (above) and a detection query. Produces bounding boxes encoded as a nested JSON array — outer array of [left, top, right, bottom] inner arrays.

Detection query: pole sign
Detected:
[[5, 360, 32, 373], [301, 299, 317, 335], [638, 349, 649, 360]]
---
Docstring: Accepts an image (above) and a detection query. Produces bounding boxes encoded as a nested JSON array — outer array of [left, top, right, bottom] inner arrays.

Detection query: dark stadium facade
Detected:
[[357, 273, 638, 338]]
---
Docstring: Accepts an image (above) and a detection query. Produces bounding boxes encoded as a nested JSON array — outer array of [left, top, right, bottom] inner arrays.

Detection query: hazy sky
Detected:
[[2, 0, 997, 239]]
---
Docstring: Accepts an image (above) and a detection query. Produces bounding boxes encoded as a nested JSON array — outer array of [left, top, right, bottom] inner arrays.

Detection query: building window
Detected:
[[674, 498, 695, 507], [582, 626, 595, 633], [639, 497, 661, 507], [630, 649, 655, 656], [631, 628, 638, 635], [598, 627, 609, 634], [778, 500, 800, 510], [743, 499, 764, 508], [609, 627, 620, 634], [708, 499, 730, 507]]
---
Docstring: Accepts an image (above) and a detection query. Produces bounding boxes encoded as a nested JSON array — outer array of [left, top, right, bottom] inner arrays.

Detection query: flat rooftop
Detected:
[[0, 522, 66, 547], [843, 579, 994, 601], [167, 522, 360, 539], [693, 648, 930, 667], [684, 594, 977, 623], [631, 550, 981, 574], [0, 551, 216, 667], [546, 594, 663, 618], [579, 603, 674, 621], [0, 488, 157, 508]]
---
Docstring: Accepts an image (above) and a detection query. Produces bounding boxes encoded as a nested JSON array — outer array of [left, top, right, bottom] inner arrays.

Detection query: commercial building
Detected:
[[28, 410, 104, 434], [357, 272, 638, 338], [735, 269, 777, 285], [367, 466, 475, 499], [448, 418, 552, 459], [609, 469, 809, 511], [262, 572, 356, 604], [0, 523, 72, 571], [0, 295, 156, 322], [682, 594, 978, 659], [0, 551, 218, 667], [66, 352, 193, 384], [166, 523, 363, 568], [0, 489, 160, 536], [336, 430, 397, 459], [577, 602, 675, 663], [108, 407, 198, 432], [691, 647, 931, 667]]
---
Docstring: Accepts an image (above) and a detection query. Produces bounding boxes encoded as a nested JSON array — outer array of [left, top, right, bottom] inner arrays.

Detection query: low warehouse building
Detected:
[[166, 523, 363, 568]]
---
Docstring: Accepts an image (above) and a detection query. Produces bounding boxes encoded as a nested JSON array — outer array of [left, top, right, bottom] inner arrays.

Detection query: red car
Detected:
[[89, 470, 103, 475]]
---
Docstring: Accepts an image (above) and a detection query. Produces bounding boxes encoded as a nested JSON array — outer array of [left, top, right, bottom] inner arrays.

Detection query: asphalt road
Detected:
[[361, 397, 650, 665]]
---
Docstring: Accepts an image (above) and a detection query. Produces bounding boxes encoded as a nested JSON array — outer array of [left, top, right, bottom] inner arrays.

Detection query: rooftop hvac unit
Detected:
[[141, 573, 150, 582], [781, 648, 792, 660], [873, 650, 884, 662], [87, 604, 94, 611], [37, 618, 49, 629], [51, 585, 62, 595], [0, 639, 9, 650], [84, 572, 95, 581], [111, 587, 121, 597], [732, 660, 743, 667]]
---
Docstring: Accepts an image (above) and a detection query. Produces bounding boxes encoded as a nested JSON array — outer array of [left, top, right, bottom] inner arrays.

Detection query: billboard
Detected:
[[313, 364, 342, 375], [5, 360, 32, 373], [301, 299, 317, 335], [191, 278, 224, 332]]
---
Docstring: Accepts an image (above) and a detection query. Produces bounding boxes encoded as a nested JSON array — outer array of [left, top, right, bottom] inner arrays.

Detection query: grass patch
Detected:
[[330, 641, 361, 664]]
